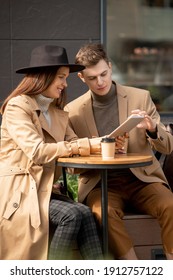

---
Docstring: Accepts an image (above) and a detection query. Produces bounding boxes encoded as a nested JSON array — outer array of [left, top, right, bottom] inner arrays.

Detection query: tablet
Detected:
[[108, 114, 144, 138]]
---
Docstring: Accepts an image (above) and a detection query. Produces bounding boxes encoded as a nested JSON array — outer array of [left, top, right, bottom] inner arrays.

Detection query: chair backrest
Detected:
[[162, 152, 173, 191], [161, 124, 173, 191]]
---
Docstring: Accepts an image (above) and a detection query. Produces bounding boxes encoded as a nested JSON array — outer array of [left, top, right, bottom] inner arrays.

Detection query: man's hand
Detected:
[[131, 109, 157, 132], [89, 134, 128, 155], [115, 133, 128, 153]]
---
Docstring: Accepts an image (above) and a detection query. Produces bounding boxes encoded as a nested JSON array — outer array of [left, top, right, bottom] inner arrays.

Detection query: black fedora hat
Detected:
[[16, 45, 85, 74]]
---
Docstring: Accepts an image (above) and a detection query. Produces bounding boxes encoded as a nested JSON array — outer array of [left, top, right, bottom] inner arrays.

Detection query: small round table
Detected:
[[57, 153, 153, 256]]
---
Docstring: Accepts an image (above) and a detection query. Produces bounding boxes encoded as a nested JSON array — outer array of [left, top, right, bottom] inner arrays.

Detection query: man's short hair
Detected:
[[75, 43, 109, 67]]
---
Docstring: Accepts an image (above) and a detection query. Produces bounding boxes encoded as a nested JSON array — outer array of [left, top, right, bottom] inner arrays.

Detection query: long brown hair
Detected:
[[0, 69, 66, 114]]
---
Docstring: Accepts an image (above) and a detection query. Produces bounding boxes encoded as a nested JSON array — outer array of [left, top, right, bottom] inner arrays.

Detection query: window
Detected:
[[106, 0, 173, 122]]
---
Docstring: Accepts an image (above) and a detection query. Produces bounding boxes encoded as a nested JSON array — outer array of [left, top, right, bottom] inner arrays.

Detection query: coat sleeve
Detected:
[[4, 98, 91, 164], [144, 91, 173, 154]]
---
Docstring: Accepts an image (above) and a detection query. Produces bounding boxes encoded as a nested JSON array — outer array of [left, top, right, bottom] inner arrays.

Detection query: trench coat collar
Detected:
[[115, 82, 129, 152], [23, 95, 68, 142], [23, 95, 52, 135], [82, 92, 99, 137], [115, 82, 128, 123]]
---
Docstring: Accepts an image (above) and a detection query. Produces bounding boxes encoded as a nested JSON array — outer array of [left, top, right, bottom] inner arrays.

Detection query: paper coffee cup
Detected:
[[101, 137, 115, 160]]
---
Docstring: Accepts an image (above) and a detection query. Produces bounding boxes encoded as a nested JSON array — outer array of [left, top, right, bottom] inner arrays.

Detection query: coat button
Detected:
[[13, 202, 18, 208]]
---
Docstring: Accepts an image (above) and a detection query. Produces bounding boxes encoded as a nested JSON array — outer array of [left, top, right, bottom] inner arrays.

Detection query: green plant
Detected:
[[66, 174, 78, 201], [58, 173, 78, 201]]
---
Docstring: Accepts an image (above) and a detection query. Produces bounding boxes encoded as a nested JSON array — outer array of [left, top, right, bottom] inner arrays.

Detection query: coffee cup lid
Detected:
[[101, 137, 115, 143]]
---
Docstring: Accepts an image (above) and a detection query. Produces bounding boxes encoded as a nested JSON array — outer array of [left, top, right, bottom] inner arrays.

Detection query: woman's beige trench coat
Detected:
[[0, 95, 90, 260]]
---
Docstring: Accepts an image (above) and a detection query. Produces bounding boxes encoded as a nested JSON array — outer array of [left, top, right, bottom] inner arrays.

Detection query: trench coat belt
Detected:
[[29, 175, 41, 229], [0, 166, 41, 229]]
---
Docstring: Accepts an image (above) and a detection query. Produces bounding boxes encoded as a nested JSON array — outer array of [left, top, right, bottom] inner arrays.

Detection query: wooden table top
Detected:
[[57, 153, 153, 168]]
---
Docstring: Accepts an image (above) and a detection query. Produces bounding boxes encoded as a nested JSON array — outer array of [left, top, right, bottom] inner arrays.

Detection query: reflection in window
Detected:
[[142, 0, 173, 7], [107, 0, 173, 117]]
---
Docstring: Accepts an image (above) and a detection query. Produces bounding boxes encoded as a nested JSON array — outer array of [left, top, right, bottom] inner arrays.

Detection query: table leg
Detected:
[[101, 169, 108, 256], [62, 167, 67, 192]]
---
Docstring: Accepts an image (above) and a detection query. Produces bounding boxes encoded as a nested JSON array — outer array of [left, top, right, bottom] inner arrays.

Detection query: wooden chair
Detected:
[[123, 212, 165, 259]]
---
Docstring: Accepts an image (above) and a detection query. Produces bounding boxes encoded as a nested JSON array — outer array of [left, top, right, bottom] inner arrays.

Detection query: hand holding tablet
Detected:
[[108, 114, 144, 138]]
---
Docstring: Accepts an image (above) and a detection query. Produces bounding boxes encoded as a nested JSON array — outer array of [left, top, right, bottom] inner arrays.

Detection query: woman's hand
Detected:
[[89, 137, 102, 154]]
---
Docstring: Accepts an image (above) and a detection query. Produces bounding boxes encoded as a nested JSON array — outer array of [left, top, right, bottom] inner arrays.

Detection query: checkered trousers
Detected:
[[48, 194, 103, 260]]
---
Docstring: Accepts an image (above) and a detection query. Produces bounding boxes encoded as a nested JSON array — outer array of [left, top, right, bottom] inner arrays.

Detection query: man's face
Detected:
[[78, 59, 112, 96]]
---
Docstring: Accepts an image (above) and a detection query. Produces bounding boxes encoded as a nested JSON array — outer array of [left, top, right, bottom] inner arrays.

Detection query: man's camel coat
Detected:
[[65, 83, 173, 203]]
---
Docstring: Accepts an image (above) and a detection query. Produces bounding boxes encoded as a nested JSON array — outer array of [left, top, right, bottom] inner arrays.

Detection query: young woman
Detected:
[[0, 45, 105, 260]]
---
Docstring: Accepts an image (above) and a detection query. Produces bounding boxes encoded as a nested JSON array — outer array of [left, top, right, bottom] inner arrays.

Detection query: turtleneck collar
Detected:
[[35, 94, 54, 113], [91, 83, 116, 105]]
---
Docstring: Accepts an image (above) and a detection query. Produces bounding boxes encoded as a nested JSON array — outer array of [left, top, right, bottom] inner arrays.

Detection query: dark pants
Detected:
[[48, 194, 103, 259]]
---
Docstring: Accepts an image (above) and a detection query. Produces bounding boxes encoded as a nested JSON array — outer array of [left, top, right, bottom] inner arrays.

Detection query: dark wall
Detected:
[[0, 0, 102, 113]]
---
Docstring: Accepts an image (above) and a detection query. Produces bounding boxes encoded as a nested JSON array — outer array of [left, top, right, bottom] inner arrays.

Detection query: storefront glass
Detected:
[[106, 0, 173, 122]]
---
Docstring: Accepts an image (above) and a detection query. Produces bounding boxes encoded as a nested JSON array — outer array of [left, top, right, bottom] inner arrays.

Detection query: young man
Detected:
[[64, 43, 173, 260]]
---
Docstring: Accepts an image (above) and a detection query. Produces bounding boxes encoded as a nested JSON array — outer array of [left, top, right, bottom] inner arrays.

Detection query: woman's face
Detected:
[[42, 66, 69, 99]]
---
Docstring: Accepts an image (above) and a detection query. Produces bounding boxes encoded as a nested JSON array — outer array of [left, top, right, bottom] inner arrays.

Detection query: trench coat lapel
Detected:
[[39, 105, 69, 142], [27, 97, 57, 141], [83, 91, 99, 137], [49, 106, 68, 141], [116, 83, 128, 123], [38, 113, 51, 134], [24, 95, 66, 142], [22, 95, 48, 131], [116, 83, 129, 152]]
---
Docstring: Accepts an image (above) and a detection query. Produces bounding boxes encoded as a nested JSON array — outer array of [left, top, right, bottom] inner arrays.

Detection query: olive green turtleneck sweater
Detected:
[[91, 83, 119, 137]]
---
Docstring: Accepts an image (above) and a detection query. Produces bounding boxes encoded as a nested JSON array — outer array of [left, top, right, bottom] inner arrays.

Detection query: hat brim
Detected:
[[16, 64, 85, 74]]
